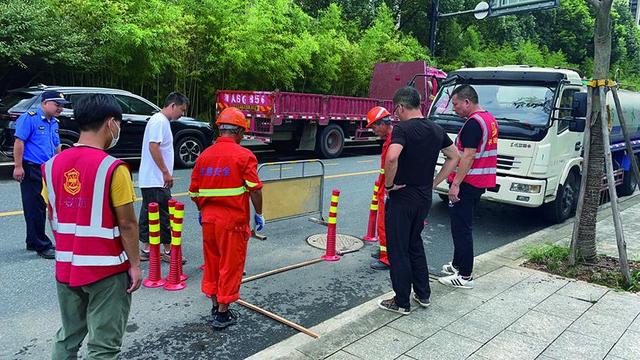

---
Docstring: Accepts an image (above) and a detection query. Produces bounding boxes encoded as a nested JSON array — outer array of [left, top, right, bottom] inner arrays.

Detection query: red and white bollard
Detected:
[[322, 189, 341, 261], [143, 203, 165, 288], [362, 181, 379, 242]]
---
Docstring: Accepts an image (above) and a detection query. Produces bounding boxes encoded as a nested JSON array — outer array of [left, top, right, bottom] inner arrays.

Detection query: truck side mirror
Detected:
[[571, 92, 587, 118], [568, 92, 587, 132]]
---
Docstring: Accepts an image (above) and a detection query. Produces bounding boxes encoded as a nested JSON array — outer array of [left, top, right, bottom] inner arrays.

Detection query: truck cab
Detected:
[[431, 66, 585, 223]]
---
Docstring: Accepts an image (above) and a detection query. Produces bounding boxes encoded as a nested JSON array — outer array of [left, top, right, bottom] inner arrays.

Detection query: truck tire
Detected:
[[175, 135, 203, 168], [616, 169, 637, 197], [315, 124, 344, 159], [545, 172, 578, 223]]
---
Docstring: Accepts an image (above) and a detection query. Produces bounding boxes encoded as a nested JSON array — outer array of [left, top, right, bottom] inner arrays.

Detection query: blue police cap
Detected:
[[41, 91, 71, 104]]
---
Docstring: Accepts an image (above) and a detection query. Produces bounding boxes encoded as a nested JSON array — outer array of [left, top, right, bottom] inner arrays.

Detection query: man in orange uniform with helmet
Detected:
[[367, 106, 393, 270], [189, 107, 264, 329]]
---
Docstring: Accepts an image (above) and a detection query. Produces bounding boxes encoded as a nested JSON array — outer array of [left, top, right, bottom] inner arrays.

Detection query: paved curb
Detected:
[[248, 193, 640, 360]]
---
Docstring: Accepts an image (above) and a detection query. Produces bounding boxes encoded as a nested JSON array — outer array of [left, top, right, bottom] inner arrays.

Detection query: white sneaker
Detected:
[[438, 274, 474, 289], [441, 262, 458, 275]]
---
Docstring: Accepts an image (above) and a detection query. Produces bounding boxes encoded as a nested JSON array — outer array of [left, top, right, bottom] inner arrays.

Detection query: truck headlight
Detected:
[[510, 183, 542, 193]]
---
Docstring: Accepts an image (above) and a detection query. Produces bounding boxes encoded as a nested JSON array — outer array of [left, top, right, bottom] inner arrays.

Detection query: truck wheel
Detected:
[[315, 124, 344, 159], [175, 135, 203, 168], [616, 169, 637, 197], [545, 172, 578, 223]]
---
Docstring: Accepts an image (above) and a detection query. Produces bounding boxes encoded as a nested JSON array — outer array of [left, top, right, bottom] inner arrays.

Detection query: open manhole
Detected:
[[306, 233, 364, 253]]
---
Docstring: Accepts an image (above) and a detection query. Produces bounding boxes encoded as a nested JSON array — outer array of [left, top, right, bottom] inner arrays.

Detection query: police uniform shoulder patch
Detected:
[[28, 111, 36, 116]]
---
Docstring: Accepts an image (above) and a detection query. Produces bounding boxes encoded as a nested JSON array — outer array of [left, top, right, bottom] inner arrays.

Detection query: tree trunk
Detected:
[[573, 0, 612, 262]]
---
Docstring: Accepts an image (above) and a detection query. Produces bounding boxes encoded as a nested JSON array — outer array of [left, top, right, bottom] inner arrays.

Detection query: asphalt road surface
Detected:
[[0, 144, 552, 359]]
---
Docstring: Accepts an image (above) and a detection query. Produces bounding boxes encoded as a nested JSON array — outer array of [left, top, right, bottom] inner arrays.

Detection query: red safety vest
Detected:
[[448, 111, 499, 189], [43, 146, 130, 287]]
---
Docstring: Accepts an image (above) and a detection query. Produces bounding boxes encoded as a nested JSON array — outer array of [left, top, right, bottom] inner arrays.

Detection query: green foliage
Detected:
[[524, 243, 570, 272], [3, 0, 640, 118]]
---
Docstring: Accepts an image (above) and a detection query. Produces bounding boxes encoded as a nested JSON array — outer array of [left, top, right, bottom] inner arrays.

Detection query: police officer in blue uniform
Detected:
[[13, 91, 69, 259]]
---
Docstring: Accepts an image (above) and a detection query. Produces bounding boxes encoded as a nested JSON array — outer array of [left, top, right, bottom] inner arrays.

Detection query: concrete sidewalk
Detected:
[[250, 195, 640, 360]]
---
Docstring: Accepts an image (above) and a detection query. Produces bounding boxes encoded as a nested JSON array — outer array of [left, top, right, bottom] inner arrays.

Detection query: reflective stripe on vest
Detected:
[[56, 250, 128, 266], [467, 167, 497, 175], [245, 180, 259, 188], [45, 156, 120, 239], [198, 186, 247, 197]]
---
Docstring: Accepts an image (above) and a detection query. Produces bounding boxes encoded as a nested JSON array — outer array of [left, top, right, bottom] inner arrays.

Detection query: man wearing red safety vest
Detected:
[[189, 107, 264, 329], [366, 106, 393, 270], [438, 85, 498, 289], [42, 94, 142, 359]]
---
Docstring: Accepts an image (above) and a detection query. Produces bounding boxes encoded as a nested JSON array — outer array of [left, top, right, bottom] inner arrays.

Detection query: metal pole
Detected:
[[599, 86, 632, 284], [237, 299, 320, 338], [429, 0, 439, 57], [241, 258, 324, 283]]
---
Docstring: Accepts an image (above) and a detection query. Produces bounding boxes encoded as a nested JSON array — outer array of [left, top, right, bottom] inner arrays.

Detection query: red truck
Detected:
[[216, 61, 447, 158]]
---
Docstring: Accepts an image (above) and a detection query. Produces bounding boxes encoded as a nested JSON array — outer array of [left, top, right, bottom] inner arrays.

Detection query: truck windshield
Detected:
[[430, 83, 556, 141]]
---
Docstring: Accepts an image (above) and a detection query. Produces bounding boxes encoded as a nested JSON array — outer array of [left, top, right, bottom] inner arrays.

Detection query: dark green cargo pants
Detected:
[[52, 272, 131, 360]]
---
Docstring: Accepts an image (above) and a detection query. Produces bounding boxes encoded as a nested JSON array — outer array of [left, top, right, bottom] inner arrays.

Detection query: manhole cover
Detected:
[[306, 233, 364, 253]]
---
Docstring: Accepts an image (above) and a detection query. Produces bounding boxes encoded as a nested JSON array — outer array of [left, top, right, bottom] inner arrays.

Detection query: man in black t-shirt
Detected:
[[377, 86, 459, 315]]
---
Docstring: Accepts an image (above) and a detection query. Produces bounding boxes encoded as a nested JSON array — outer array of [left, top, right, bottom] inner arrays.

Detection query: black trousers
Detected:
[[385, 189, 431, 309], [139, 187, 172, 245], [21, 162, 53, 251], [449, 183, 483, 277]]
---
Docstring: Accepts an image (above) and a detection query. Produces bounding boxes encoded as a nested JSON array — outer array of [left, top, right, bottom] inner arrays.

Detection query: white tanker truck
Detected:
[[430, 66, 640, 223]]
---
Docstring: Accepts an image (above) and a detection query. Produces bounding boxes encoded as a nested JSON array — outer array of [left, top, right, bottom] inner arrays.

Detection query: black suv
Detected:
[[0, 85, 214, 167]]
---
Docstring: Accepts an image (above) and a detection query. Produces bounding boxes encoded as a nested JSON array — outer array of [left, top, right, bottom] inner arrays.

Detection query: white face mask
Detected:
[[108, 119, 121, 149]]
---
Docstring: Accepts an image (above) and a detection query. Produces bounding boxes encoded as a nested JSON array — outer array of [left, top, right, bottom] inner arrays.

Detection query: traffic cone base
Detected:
[[143, 278, 166, 288], [164, 281, 186, 291]]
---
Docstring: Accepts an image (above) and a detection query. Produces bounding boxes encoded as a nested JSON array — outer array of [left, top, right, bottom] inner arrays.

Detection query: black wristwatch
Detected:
[[385, 184, 394, 190]]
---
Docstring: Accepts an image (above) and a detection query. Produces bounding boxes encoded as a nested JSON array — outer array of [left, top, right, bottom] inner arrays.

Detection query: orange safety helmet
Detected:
[[216, 107, 249, 131], [366, 106, 391, 128]]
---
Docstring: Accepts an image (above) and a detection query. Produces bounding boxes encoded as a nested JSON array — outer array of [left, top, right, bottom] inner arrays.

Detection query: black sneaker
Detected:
[[370, 260, 390, 270], [26, 245, 36, 251], [412, 293, 431, 308], [140, 249, 150, 261], [212, 309, 238, 329], [377, 298, 410, 315], [37, 248, 55, 259]]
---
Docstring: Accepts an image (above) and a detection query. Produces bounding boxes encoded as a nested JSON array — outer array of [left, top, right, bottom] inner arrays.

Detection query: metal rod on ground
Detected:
[[570, 86, 593, 265], [242, 258, 324, 283], [237, 299, 320, 339], [611, 87, 640, 193], [600, 86, 632, 284]]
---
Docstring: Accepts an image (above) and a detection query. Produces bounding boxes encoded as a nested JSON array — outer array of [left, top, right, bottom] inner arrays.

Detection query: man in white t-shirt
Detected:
[[139, 92, 189, 262]]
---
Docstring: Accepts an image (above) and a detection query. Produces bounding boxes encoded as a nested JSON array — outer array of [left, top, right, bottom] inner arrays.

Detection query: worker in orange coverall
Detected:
[[189, 107, 264, 329], [367, 106, 393, 271]]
